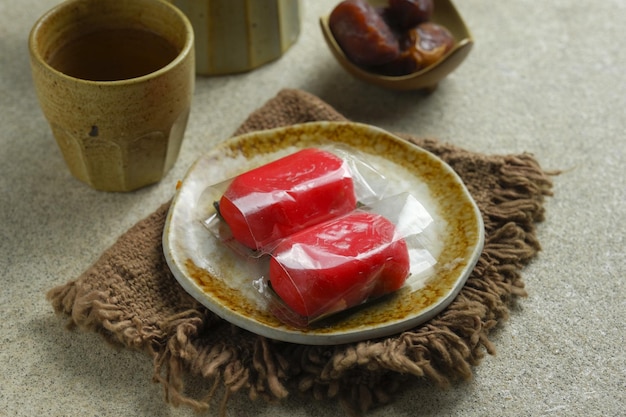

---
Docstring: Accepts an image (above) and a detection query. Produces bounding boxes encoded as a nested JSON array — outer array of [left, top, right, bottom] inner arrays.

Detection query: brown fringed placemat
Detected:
[[47, 89, 553, 415]]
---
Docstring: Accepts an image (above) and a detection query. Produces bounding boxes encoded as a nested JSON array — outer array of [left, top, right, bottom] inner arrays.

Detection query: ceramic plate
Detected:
[[163, 122, 484, 345]]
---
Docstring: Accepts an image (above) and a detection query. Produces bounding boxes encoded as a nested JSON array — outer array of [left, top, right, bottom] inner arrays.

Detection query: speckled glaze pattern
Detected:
[[29, 0, 195, 192], [320, 0, 473, 91], [168, 0, 301, 75], [163, 122, 484, 345]]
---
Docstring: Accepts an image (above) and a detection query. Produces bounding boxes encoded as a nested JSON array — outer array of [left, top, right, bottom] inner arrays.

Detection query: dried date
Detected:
[[375, 22, 454, 75], [329, 0, 400, 66], [412, 22, 455, 67], [386, 0, 434, 31], [329, 0, 456, 76]]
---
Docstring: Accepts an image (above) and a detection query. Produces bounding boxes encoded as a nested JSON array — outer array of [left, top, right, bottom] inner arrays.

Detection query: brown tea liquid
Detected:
[[48, 28, 179, 81]]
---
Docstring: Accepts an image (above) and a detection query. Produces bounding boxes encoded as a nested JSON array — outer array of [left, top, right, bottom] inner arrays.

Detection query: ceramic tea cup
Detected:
[[29, 0, 195, 192], [168, 0, 300, 75]]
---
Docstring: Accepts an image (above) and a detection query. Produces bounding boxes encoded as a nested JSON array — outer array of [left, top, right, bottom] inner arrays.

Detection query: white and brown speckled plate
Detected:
[[163, 122, 484, 345]]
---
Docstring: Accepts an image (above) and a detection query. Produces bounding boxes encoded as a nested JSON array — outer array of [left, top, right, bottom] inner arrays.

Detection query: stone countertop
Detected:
[[1, 1, 624, 416]]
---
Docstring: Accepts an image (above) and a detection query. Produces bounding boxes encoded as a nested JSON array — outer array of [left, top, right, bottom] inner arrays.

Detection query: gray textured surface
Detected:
[[1, 1, 624, 416]]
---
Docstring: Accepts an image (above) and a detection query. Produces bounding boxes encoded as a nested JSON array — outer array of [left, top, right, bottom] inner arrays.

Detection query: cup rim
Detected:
[[28, 0, 194, 85]]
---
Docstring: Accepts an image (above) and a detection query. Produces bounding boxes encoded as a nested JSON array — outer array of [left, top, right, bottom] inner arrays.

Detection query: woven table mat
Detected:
[[47, 88, 553, 415]]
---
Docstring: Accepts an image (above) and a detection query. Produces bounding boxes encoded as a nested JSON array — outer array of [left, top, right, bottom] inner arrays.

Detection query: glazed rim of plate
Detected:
[[163, 121, 484, 345]]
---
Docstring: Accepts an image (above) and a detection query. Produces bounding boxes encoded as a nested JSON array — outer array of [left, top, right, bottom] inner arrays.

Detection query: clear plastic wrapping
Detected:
[[199, 148, 437, 327], [202, 147, 388, 255], [256, 192, 436, 327]]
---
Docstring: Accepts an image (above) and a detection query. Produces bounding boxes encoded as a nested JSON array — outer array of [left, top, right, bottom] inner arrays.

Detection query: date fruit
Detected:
[[329, 0, 456, 76], [376, 21, 455, 75], [329, 0, 400, 66], [411, 22, 455, 67], [386, 0, 434, 31]]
